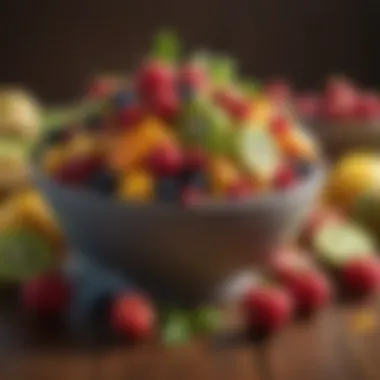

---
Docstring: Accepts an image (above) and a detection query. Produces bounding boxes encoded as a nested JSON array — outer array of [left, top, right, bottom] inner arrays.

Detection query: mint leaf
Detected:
[[151, 30, 181, 64]]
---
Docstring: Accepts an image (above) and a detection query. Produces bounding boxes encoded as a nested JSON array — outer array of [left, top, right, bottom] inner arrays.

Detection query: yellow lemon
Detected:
[[118, 171, 154, 202], [324, 153, 380, 210]]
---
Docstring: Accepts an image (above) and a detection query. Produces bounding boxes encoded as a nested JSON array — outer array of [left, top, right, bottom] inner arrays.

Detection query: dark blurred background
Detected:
[[0, 0, 379, 102]]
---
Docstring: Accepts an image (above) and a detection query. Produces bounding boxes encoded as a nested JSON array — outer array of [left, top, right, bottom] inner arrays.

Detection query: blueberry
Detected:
[[155, 177, 181, 203], [179, 170, 208, 190], [112, 90, 135, 109], [87, 170, 117, 195], [293, 159, 314, 178]]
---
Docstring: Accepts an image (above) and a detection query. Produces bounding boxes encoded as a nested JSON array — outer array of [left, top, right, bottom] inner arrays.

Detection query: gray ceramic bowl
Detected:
[[32, 165, 324, 306]]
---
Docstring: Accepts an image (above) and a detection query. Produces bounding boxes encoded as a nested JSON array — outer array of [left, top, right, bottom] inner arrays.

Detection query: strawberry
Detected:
[[135, 61, 175, 99], [340, 257, 380, 298], [229, 98, 252, 121], [21, 272, 70, 318], [352, 92, 380, 121], [149, 90, 179, 121], [241, 286, 294, 333], [320, 77, 358, 120], [281, 270, 331, 316], [146, 144, 183, 176], [110, 293, 156, 341]]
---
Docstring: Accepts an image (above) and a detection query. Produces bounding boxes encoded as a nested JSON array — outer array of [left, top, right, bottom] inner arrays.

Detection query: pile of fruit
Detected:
[[293, 77, 380, 123], [39, 32, 319, 205]]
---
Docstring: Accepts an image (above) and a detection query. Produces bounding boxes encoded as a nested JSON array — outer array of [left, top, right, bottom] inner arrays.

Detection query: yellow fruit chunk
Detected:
[[109, 118, 175, 172], [0, 190, 63, 249], [324, 154, 380, 210], [68, 132, 100, 158], [118, 171, 154, 202], [276, 129, 316, 160], [251, 96, 273, 126], [208, 157, 240, 195]]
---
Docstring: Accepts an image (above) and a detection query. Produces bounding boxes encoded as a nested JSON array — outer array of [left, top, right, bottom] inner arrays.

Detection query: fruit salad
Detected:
[[38, 32, 319, 205]]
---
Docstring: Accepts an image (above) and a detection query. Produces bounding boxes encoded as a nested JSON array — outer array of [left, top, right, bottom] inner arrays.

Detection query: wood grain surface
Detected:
[[0, 288, 379, 380]]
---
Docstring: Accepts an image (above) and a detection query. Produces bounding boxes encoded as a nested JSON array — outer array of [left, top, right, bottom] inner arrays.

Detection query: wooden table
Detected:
[[1, 289, 380, 380]]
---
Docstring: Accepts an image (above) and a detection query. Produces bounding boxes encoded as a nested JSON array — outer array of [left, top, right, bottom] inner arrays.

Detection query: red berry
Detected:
[[110, 293, 155, 340], [321, 78, 358, 120], [270, 116, 290, 135], [150, 90, 179, 121], [183, 148, 207, 171], [341, 257, 380, 297], [274, 165, 297, 190], [119, 105, 144, 128], [181, 187, 204, 206], [54, 155, 103, 185], [352, 92, 380, 121], [226, 179, 253, 199], [178, 65, 205, 89], [21, 272, 70, 318], [135, 61, 175, 99], [146, 144, 183, 176], [281, 270, 331, 315], [241, 286, 293, 332], [229, 98, 252, 121]]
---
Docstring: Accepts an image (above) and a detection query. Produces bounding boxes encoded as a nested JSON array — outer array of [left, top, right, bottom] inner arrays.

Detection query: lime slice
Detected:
[[0, 229, 53, 282], [191, 306, 221, 334], [234, 127, 281, 178], [161, 310, 191, 346], [314, 221, 375, 267]]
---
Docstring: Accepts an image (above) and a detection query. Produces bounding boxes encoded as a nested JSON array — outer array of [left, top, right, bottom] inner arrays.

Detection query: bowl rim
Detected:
[[30, 157, 325, 214]]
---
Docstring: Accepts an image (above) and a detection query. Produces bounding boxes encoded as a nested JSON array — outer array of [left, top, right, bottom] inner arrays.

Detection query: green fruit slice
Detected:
[[161, 310, 191, 346], [180, 98, 230, 154], [191, 306, 222, 334], [314, 221, 375, 268], [233, 127, 281, 177], [0, 229, 53, 282]]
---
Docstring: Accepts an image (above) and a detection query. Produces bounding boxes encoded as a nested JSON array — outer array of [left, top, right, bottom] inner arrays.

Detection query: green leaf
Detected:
[[209, 56, 237, 86], [151, 30, 181, 64]]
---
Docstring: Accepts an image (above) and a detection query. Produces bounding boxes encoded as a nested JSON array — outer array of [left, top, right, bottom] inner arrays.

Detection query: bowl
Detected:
[[305, 119, 380, 162], [32, 165, 324, 306]]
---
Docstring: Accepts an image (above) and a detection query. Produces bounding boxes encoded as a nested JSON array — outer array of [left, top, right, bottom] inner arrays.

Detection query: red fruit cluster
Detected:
[[294, 77, 380, 122]]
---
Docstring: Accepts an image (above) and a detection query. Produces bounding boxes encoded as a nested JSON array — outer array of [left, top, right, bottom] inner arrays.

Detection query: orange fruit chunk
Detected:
[[208, 157, 240, 195], [109, 118, 175, 172]]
